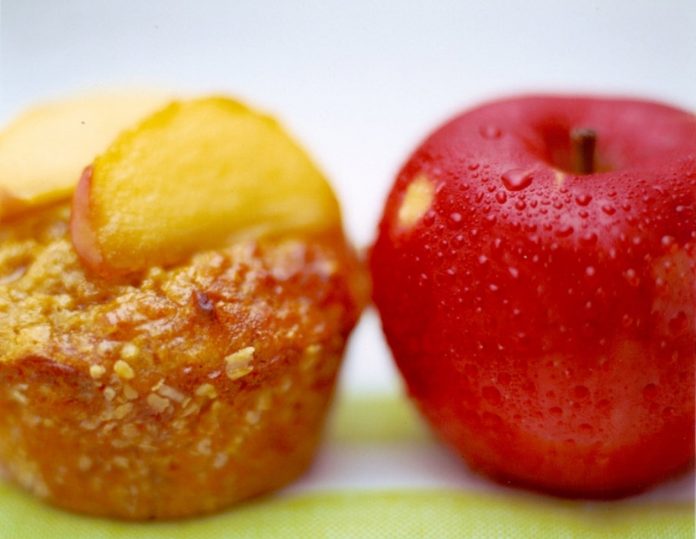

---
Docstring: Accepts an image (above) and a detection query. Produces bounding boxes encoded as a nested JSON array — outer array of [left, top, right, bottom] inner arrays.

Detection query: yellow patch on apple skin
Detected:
[[650, 249, 696, 336], [398, 174, 434, 229], [554, 169, 567, 187]]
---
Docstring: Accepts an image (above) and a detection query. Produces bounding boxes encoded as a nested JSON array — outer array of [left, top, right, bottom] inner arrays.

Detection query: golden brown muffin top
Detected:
[[0, 204, 366, 394]]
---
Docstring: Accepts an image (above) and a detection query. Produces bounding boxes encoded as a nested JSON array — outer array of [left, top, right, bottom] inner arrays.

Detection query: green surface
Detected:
[[328, 392, 432, 444], [0, 394, 693, 538], [1, 484, 692, 539]]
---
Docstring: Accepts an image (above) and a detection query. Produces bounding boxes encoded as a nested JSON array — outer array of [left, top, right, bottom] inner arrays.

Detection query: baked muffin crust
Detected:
[[0, 204, 365, 519]]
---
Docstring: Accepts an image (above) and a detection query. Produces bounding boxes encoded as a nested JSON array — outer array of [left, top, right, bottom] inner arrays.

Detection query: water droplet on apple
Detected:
[[553, 200, 564, 210], [475, 192, 485, 203], [642, 383, 658, 401], [515, 200, 527, 211], [601, 204, 616, 216], [501, 169, 533, 191], [495, 191, 508, 204], [580, 232, 598, 245], [575, 194, 592, 206], [468, 163, 480, 171], [596, 399, 610, 410], [452, 234, 465, 247], [579, 423, 594, 434], [480, 125, 502, 139], [555, 225, 573, 237], [624, 268, 640, 286], [524, 223, 537, 233], [448, 212, 463, 228]]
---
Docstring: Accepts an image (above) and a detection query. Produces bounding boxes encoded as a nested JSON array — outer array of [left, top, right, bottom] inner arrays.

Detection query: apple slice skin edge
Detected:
[[70, 166, 104, 271], [371, 95, 696, 497], [70, 97, 342, 277]]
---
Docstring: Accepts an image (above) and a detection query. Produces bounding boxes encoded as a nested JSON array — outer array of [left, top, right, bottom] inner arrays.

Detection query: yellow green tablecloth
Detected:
[[1, 395, 693, 538]]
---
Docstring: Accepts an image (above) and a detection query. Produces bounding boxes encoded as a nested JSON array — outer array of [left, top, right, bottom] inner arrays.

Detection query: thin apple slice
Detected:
[[0, 91, 172, 221], [70, 97, 342, 275]]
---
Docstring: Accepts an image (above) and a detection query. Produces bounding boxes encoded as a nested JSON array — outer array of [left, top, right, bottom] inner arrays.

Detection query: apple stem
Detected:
[[571, 128, 597, 174]]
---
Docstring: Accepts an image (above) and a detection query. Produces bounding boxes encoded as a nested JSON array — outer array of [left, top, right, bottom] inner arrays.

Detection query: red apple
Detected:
[[371, 95, 696, 497]]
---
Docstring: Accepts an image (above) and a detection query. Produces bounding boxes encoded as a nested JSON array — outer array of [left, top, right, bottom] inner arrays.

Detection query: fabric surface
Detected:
[[0, 395, 693, 538]]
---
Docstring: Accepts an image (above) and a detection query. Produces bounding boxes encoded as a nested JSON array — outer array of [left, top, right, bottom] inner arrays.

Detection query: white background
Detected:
[[1, 0, 695, 394]]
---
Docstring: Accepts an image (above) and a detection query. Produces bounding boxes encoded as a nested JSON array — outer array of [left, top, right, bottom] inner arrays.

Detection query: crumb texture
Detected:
[[0, 204, 365, 519]]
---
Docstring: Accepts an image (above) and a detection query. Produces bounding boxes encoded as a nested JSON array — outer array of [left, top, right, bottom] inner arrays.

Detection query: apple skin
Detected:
[[70, 166, 104, 272], [370, 95, 696, 497]]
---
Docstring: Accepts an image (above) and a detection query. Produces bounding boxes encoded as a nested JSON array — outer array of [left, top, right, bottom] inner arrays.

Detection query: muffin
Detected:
[[0, 95, 365, 519]]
